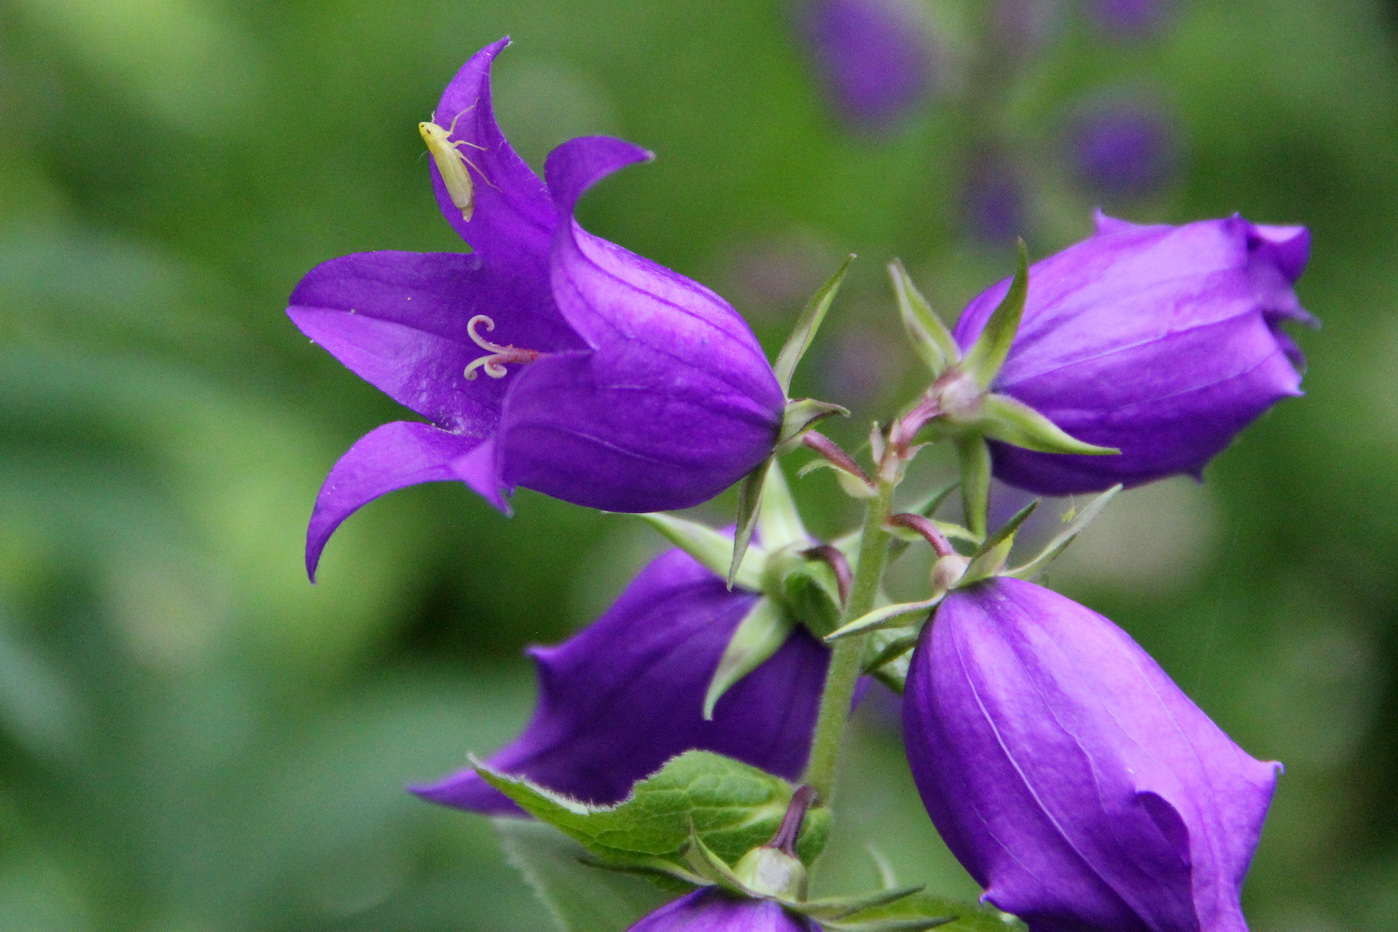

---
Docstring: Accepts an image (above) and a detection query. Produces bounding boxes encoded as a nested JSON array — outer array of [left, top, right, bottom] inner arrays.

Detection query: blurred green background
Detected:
[[2, 0, 1396, 929]]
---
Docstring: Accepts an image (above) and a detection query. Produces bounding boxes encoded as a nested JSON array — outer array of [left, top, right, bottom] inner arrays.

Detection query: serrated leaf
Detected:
[[961, 240, 1028, 391], [774, 255, 855, 394], [478, 751, 831, 871], [889, 259, 959, 377], [980, 394, 1117, 456], [704, 598, 794, 719], [1007, 485, 1121, 580], [730, 455, 773, 588], [637, 512, 765, 592], [495, 818, 671, 932]]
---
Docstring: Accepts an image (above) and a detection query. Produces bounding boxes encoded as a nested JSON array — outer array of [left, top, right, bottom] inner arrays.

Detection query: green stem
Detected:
[[802, 475, 896, 802]]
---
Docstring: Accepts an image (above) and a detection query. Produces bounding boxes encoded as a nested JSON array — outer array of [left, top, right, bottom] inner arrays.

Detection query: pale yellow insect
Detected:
[[418, 107, 488, 221]]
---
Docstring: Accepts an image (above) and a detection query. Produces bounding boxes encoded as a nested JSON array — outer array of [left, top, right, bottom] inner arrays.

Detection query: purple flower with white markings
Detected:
[[953, 213, 1314, 494], [796, 0, 936, 133], [411, 545, 828, 814], [628, 889, 822, 932], [904, 576, 1279, 932], [289, 39, 784, 578]]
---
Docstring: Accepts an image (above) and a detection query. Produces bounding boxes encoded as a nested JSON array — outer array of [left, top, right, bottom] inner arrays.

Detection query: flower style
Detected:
[[903, 577, 1279, 932], [289, 38, 785, 578], [953, 213, 1314, 494], [795, 0, 936, 133], [411, 545, 829, 814], [628, 888, 822, 932]]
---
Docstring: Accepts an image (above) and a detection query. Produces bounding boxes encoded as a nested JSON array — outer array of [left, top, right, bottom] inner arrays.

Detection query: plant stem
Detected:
[[802, 475, 896, 802]]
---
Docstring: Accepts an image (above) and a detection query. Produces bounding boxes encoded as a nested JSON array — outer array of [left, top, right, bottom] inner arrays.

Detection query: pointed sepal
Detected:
[[774, 255, 856, 395], [960, 240, 1029, 390], [889, 259, 958, 377], [778, 398, 851, 453], [637, 512, 766, 592], [703, 598, 795, 719], [955, 436, 992, 539], [729, 456, 773, 588], [801, 885, 926, 921], [1006, 484, 1122, 580], [825, 596, 943, 641], [755, 463, 809, 553], [961, 500, 1038, 585], [981, 393, 1118, 455]]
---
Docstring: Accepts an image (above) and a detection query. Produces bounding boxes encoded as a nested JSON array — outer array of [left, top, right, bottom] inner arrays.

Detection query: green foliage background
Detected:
[[2, 0, 1396, 929]]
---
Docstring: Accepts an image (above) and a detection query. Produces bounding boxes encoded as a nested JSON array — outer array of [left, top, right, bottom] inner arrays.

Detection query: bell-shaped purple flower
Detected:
[[796, 0, 936, 134], [953, 213, 1314, 494], [903, 577, 1279, 932], [628, 888, 821, 932], [289, 39, 784, 578], [412, 546, 828, 814]]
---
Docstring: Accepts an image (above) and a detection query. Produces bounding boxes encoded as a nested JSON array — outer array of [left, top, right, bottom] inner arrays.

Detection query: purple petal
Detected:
[[953, 215, 1312, 494], [411, 547, 828, 814], [306, 421, 483, 581], [288, 250, 582, 433], [426, 37, 559, 265], [904, 578, 1278, 932], [628, 889, 822, 932]]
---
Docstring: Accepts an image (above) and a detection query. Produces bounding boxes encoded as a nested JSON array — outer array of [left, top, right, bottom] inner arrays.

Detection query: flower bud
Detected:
[[953, 213, 1313, 494], [903, 577, 1279, 932], [627, 888, 821, 932]]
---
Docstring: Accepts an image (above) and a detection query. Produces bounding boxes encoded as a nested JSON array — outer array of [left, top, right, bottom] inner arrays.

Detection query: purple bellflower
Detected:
[[289, 39, 784, 578], [411, 545, 828, 814], [903, 577, 1279, 932], [796, 0, 936, 134], [953, 213, 1313, 494], [628, 888, 821, 932]]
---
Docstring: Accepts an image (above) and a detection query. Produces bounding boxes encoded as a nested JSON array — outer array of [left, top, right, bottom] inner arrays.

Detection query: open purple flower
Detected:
[[629, 888, 821, 932], [953, 213, 1314, 494], [289, 39, 784, 578], [411, 545, 828, 815], [904, 577, 1279, 932]]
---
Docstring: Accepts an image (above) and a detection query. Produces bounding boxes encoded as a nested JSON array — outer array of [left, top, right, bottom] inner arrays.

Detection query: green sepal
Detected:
[[825, 596, 942, 642], [733, 844, 808, 901], [866, 630, 916, 693], [638, 512, 765, 592], [889, 259, 958, 377], [682, 822, 751, 896], [774, 254, 855, 395], [756, 463, 809, 553], [703, 598, 795, 719], [980, 393, 1118, 456], [823, 917, 953, 932], [955, 436, 992, 540], [960, 240, 1029, 391], [797, 457, 878, 501], [494, 819, 672, 932], [476, 751, 831, 872], [777, 555, 844, 638], [801, 885, 926, 921], [1007, 485, 1121, 580], [961, 500, 1038, 585], [829, 892, 1022, 932], [730, 455, 775, 588], [778, 398, 851, 453]]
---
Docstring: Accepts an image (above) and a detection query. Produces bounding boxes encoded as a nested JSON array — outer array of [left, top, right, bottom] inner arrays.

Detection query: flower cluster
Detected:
[[291, 36, 1312, 932]]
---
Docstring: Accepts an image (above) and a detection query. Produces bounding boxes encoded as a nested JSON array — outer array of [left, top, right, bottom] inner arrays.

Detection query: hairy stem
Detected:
[[802, 475, 896, 802]]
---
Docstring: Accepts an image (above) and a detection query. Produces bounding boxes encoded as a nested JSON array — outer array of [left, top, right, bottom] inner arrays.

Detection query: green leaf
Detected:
[[961, 241, 1029, 391], [774, 254, 855, 395], [980, 394, 1118, 456], [889, 259, 959, 377], [636, 512, 765, 592], [1007, 485, 1122, 580], [477, 751, 831, 870], [730, 455, 774, 588], [703, 598, 795, 719], [495, 818, 671, 932]]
